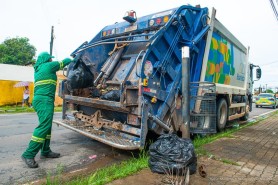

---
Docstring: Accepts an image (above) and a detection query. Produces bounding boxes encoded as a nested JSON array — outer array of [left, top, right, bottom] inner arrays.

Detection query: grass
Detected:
[[46, 164, 65, 185], [0, 105, 62, 114], [219, 158, 240, 166], [43, 110, 278, 185], [47, 150, 149, 185]]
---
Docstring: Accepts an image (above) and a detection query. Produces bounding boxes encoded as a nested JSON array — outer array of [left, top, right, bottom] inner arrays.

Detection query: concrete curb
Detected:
[[247, 109, 278, 122]]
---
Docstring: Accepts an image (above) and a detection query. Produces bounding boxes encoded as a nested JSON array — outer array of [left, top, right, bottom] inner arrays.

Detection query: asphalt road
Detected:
[[0, 104, 275, 184], [0, 112, 131, 185]]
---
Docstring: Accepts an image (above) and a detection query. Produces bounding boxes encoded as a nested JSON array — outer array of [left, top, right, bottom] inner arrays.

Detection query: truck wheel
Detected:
[[256, 105, 258, 108], [217, 98, 228, 132], [273, 104, 276, 109]]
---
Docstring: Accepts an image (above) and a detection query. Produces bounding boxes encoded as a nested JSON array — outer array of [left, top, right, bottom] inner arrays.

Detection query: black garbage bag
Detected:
[[149, 134, 197, 175], [91, 88, 101, 98], [100, 90, 121, 102], [67, 54, 94, 90]]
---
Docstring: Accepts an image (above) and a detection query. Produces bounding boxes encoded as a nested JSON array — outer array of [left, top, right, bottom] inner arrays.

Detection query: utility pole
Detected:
[[266, 84, 268, 93], [50, 26, 54, 56]]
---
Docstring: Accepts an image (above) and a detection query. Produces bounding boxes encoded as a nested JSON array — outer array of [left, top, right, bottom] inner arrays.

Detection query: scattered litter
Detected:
[[24, 180, 39, 185], [89, 155, 97, 159], [208, 154, 216, 160], [232, 124, 239, 128], [198, 164, 207, 178], [70, 168, 87, 174], [272, 132, 276, 135], [101, 154, 106, 157]]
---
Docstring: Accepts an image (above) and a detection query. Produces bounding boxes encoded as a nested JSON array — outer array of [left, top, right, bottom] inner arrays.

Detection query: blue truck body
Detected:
[[55, 5, 258, 150]]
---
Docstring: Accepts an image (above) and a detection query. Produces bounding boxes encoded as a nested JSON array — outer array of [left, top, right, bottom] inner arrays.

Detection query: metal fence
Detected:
[[189, 82, 217, 134]]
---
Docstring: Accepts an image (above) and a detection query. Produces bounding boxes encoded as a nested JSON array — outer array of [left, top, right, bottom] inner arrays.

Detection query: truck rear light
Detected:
[[149, 19, 155, 26], [163, 16, 169, 23], [156, 18, 162, 24], [269, 98, 274, 101], [143, 60, 153, 77]]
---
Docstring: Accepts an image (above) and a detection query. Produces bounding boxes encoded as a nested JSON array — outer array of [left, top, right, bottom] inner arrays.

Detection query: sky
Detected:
[[1, 0, 278, 89]]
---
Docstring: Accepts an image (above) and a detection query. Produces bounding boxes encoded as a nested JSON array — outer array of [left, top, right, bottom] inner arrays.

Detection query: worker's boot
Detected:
[[21, 156, 39, 168], [40, 151, 60, 159]]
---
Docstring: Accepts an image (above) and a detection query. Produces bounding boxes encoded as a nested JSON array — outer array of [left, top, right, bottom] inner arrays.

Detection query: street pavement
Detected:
[[0, 113, 131, 185], [190, 111, 278, 184], [109, 106, 278, 185]]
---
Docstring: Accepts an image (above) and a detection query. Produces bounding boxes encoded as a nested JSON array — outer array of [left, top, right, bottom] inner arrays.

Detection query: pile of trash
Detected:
[[148, 134, 197, 175]]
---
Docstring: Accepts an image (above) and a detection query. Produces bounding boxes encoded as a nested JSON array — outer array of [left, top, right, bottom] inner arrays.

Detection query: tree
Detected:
[[0, 37, 36, 66], [266, 89, 274, 93]]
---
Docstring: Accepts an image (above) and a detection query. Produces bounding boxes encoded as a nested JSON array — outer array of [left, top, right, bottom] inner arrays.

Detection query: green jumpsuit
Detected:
[[22, 52, 72, 159]]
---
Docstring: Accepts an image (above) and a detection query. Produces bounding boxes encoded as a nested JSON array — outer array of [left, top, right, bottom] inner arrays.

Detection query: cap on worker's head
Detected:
[[34, 51, 55, 70], [38, 51, 54, 59]]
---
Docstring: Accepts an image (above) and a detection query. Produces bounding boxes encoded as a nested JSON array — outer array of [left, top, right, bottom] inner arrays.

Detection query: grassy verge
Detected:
[[46, 151, 149, 185], [0, 105, 62, 114], [45, 111, 277, 185]]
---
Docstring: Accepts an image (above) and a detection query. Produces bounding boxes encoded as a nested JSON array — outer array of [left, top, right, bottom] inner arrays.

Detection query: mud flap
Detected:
[[140, 102, 150, 149]]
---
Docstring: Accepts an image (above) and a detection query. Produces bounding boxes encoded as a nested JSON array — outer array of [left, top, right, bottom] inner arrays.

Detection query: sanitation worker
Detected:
[[21, 51, 73, 168]]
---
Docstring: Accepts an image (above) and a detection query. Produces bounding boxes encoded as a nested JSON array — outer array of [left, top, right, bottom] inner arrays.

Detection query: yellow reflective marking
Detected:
[[35, 79, 57, 87], [31, 136, 45, 143], [59, 61, 64, 69], [46, 135, 51, 139]]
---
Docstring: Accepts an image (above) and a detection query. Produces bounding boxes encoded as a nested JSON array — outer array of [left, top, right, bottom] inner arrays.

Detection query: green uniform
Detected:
[[22, 52, 72, 159]]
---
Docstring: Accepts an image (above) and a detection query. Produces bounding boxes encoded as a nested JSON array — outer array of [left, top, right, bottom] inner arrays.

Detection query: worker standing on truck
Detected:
[[21, 51, 73, 168]]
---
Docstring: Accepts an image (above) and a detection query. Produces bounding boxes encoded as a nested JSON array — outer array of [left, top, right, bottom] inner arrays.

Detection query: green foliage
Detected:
[[266, 89, 274, 93], [0, 37, 36, 65]]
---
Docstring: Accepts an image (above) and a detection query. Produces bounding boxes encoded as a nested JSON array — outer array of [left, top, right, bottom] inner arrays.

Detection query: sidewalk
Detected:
[[109, 113, 278, 185]]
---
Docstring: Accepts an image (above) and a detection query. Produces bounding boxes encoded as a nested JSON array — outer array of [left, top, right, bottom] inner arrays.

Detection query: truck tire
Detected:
[[216, 98, 228, 132]]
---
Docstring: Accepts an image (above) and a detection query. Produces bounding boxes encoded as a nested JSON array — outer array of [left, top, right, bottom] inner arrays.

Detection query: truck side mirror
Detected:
[[256, 68, 261, 79]]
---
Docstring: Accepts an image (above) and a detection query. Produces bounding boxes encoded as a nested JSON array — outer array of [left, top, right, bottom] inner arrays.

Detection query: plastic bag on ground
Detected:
[[148, 134, 197, 175]]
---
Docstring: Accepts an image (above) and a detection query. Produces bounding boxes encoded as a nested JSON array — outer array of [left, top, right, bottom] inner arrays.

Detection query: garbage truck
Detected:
[[54, 5, 261, 150]]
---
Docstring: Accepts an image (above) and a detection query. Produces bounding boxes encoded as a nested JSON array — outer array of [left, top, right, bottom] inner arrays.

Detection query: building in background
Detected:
[[0, 64, 64, 106]]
